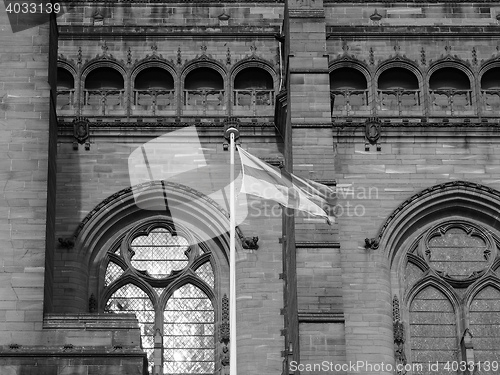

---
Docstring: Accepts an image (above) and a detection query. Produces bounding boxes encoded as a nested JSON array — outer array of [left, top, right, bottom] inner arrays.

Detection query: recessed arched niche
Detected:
[[480, 67, 500, 112], [329, 67, 369, 115], [83, 67, 125, 115], [377, 67, 420, 114], [133, 67, 175, 114], [56, 67, 74, 111], [183, 67, 225, 114], [429, 67, 473, 115], [233, 67, 274, 115]]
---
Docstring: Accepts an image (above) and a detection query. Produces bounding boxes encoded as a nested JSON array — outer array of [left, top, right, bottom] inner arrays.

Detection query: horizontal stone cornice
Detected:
[[59, 25, 281, 39], [327, 26, 500, 39], [296, 241, 340, 248]]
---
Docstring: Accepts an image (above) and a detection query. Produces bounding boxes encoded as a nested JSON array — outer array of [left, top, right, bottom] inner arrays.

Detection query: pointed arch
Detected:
[[377, 181, 500, 267], [405, 274, 460, 311], [81, 58, 127, 82], [101, 275, 157, 311], [465, 274, 500, 308], [407, 283, 460, 368], [131, 57, 177, 81], [329, 56, 371, 84], [181, 56, 227, 84], [230, 56, 278, 90], [159, 275, 216, 310], [57, 59, 77, 78], [428, 57, 474, 83], [375, 57, 423, 88]]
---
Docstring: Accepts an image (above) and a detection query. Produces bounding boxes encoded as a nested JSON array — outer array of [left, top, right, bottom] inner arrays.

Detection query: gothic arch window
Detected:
[[233, 67, 274, 114], [330, 67, 369, 116], [377, 67, 420, 114], [183, 67, 224, 114], [429, 67, 473, 115], [56, 67, 74, 111], [133, 67, 175, 115], [83, 67, 125, 115], [102, 221, 219, 375], [401, 221, 500, 374], [480, 67, 500, 113]]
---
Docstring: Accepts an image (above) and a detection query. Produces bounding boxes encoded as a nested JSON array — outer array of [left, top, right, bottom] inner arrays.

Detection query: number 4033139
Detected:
[[5, 2, 61, 14]]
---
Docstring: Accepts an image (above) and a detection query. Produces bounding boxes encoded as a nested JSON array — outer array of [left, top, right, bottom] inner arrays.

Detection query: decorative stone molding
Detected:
[[377, 181, 500, 252], [220, 294, 229, 344], [420, 47, 426, 65], [72, 181, 247, 252], [89, 294, 97, 313], [324, 0, 493, 3], [393, 295, 407, 375], [220, 294, 230, 372]]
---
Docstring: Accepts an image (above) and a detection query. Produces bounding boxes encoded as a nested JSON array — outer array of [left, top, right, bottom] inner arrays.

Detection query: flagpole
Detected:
[[229, 130, 237, 375]]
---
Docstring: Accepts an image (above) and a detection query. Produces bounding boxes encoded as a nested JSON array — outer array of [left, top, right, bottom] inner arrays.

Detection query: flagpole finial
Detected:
[[224, 117, 240, 141]]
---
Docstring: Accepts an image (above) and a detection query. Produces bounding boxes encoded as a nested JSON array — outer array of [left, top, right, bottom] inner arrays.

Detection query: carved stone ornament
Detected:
[[73, 117, 90, 150], [220, 294, 229, 343], [393, 295, 407, 375], [219, 11, 230, 26], [365, 118, 381, 150], [220, 344, 229, 366], [369, 9, 382, 21], [219, 294, 230, 372], [364, 237, 379, 250], [93, 9, 104, 26], [218, 12, 230, 21], [89, 293, 97, 313], [58, 237, 74, 249], [242, 236, 259, 250]]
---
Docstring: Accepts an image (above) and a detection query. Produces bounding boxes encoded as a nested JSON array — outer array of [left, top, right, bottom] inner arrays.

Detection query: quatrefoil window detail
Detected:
[[424, 224, 493, 280], [130, 227, 190, 279]]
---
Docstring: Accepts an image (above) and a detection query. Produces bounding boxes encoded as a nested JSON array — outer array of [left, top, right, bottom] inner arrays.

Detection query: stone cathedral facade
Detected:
[[1, 1, 500, 375]]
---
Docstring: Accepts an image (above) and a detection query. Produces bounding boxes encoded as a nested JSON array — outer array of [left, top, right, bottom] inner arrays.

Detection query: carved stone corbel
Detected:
[[364, 237, 379, 250], [242, 236, 259, 250], [73, 117, 90, 150], [365, 118, 381, 151]]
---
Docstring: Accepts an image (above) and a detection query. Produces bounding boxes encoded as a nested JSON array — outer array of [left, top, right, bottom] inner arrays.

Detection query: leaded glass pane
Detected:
[[105, 284, 155, 370], [131, 228, 189, 278], [194, 262, 214, 288], [105, 261, 124, 286], [163, 284, 215, 374]]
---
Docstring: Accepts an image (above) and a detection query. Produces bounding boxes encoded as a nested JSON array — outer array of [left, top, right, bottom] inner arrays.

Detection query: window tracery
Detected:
[[403, 221, 500, 374], [102, 221, 217, 374]]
